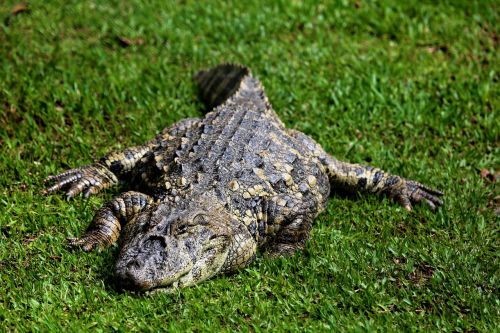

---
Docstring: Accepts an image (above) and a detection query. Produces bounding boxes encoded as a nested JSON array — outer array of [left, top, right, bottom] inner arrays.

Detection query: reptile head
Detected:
[[114, 200, 234, 292]]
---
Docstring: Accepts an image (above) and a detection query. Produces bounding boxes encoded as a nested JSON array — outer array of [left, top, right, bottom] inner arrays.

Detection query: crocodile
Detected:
[[45, 64, 443, 292]]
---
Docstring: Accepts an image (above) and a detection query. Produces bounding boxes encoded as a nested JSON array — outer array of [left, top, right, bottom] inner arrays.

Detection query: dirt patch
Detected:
[[408, 263, 434, 286]]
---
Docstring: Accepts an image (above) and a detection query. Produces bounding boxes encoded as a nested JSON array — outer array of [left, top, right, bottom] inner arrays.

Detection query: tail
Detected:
[[194, 64, 265, 111]]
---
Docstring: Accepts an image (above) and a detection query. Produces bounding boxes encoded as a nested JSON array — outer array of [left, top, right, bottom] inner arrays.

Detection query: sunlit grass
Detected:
[[0, 0, 498, 331]]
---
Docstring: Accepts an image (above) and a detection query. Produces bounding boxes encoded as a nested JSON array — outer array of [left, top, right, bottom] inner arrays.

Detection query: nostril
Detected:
[[114, 264, 143, 291], [144, 235, 167, 251], [126, 260, 141, 270]]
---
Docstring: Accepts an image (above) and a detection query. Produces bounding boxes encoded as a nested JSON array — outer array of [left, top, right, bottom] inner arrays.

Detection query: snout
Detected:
[[114, 258, 152, 291], [114, 234, 194, 291], [114, 235, 167, 290]]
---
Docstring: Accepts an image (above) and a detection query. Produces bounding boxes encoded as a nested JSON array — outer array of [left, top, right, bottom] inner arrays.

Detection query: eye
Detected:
[[193, 214, 207, 225], [177, 223, 188, 235]]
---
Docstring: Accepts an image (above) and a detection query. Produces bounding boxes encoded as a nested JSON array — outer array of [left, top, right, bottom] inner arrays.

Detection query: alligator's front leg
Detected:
[[44, 146, 151, 198], [69, 191, 153, 251], [44, 118, 200, 198]]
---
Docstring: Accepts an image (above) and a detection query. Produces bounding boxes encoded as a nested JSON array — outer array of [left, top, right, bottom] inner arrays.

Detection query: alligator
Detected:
[[45, 64, 443, 292]]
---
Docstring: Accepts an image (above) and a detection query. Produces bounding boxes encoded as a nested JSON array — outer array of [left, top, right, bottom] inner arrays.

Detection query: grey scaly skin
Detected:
[[44, 64, 443, 292]]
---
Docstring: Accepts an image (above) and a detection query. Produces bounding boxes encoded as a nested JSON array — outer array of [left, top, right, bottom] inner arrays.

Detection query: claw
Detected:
[[409, 182, 443, 211], [66, 177, 92, 198], [419, 190, 443, 207], [67, 236, 99, 252], [390, 179, 444, 212], [44, 163, 118, 198], [67, 237, 79, 247], [45, 168, 82, 183], [67, 237, 88, 251], [84, 185, 102, 198], [45, 174, 82, 193], [418, 183, 444, 196], [397, 195, 413, 211], [423, 198, 437, 211]]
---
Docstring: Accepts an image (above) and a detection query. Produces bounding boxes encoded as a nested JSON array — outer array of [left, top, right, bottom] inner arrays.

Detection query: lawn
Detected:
[[0, 0, 498, 331]]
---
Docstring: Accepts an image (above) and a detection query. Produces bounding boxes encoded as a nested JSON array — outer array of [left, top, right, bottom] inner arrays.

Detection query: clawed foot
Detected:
[[67, 228, 109, 252], [388, 178, 444, 211], [44, 163, 118, 198], [67, 236, 99, 252]]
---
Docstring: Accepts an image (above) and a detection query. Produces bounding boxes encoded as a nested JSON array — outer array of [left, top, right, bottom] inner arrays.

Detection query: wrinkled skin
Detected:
[[115, 197, 240, 292]]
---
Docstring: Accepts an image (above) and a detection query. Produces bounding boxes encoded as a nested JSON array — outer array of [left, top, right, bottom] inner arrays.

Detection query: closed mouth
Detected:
[[140, 271, 192, 294]]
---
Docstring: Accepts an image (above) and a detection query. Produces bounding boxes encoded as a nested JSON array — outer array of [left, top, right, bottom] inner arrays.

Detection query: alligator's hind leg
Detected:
[[289, 130, 443, 211], [324, 158, 443, 211], [69, 191, 153, 251]]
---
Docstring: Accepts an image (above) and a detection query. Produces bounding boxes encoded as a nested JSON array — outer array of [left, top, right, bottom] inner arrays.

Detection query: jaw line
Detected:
[[141, 270, 191, 294], [144, 285, 177, 295]]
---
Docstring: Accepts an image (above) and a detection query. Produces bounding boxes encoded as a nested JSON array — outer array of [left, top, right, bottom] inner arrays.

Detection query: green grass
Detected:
[[1, 0, 498, 331]]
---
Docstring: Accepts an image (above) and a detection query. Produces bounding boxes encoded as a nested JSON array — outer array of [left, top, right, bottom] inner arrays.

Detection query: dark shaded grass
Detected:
[[1, 0, 498, 331]]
